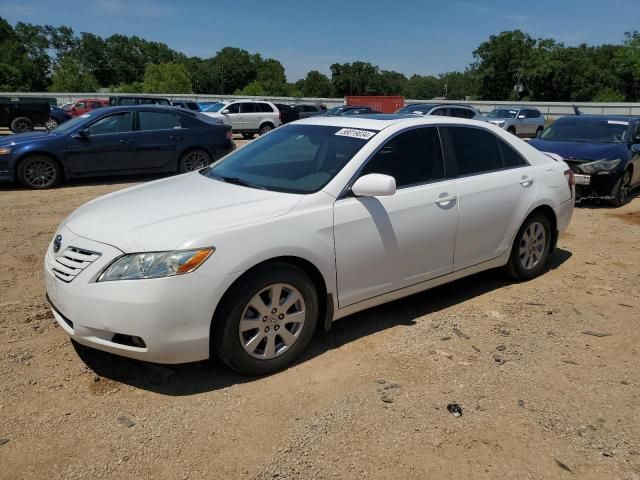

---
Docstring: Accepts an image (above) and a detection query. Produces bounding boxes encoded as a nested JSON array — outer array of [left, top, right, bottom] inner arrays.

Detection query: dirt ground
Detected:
[[0, 155, 639, 479]]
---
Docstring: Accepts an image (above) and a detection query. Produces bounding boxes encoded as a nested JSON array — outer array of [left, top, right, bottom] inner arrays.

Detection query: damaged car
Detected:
[[530, 115, 640, 206]]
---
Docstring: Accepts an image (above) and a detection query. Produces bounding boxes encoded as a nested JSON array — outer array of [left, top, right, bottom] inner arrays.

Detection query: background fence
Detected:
[[3, 92, 640, 119]]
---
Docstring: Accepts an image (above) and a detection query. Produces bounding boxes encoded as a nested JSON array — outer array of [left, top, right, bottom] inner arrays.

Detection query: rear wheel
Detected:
[[506, 212, 551, 281], [178, 149, 212, 173], [45, 117, 59, 130], [10, 117, 33, 133], [608, 169, 631, 207], [213, 263, 319, 375], [258, 123, 274, 136], [17, 155, 61, 189]]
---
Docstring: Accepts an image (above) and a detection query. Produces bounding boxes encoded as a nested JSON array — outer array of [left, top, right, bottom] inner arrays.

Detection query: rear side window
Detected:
[[138, 111, 182, 131], [360, 127, 445, 188], [75, 102, 86, 109], [430, 108, 448, 116], [447, 126, 502, 175], [452, 108, 475, 119], [256, 103, 274, 113], [499, 139, 528, 167], [239, 103, 256, 113], [118, 98, 137, 105]]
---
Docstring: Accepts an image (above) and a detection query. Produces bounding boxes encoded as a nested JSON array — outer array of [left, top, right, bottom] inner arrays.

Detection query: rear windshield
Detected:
[[202, 124, 376, 194], [541, 119, 629, 143]]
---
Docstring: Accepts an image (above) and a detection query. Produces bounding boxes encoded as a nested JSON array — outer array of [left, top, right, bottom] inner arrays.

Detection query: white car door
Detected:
[[223, 102, 243, 130], [442, 125, 537, 271], [333, 127, 458, 307], [239, 102, 259, 130]]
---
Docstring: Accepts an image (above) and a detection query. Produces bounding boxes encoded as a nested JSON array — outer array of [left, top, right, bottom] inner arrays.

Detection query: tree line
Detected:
[[0, 17, 638, 101]]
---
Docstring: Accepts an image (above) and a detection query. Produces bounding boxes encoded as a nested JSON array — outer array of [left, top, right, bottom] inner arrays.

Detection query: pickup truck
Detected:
[[0, 101, 51, 133]]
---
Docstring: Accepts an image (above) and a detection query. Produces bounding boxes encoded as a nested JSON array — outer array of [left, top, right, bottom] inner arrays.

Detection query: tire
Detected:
[[10, 117, 33, 133], [506, 212, 552, 281], [607, 169, 631, 208], [45, 117, 59, 130], [534, 126, 543, 138], [242, 133, 254, 140], [258, 123, 274, 136], [178, 149, 212, 173], [17, 155, 61, 189], [213, 263, 319, 375], [507, 126, 517, 135]]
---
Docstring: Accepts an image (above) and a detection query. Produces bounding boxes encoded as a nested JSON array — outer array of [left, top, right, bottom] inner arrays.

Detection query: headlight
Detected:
[[97, 248, 214, 282], [0, 147, 11, 155], [579, 159, 621, 174]]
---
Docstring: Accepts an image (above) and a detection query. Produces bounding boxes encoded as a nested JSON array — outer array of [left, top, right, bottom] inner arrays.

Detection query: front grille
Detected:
[[51, 246, 101, 282]]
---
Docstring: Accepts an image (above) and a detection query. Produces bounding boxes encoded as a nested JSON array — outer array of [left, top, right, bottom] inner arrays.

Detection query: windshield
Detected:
[[51, 114, 91, 133], [396, 104, 437, 115], [324, 106, 343, 115], [202, 102, 226, 112], [540, 119, 629, 143], [203, 124, 376, 194], [487, 109, 518, 119]]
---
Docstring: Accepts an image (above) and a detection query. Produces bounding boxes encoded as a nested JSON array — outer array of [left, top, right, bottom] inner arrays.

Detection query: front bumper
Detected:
[[44, 225, 239, 364], [569, 168, 620, 202]]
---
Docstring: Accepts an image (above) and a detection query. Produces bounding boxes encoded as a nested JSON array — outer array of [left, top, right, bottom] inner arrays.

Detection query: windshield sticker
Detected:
[[608, 120, 628, 125], [335, 128, 376, 140], [80, 114, 91, 118]]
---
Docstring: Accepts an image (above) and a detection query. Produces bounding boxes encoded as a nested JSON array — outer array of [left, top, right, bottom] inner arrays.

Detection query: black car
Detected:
[[273, 103, 299, 124], [291, 104, 326, 119], [0, 106, 233, 189], [0, 101, 51, 133], [171, 100, 200, 111], [323, 105, 381, 116], [529, 115, 640, 206]]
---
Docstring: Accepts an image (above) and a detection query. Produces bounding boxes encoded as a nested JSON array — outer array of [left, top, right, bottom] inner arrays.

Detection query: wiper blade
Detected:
[[214, 175, 265, 190]]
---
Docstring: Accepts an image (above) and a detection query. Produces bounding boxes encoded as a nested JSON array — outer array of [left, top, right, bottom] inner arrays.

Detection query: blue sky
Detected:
[[1, 0, 639, 80]]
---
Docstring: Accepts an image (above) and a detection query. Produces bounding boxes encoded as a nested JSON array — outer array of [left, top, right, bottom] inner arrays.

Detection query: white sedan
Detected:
[[45, 115, 574, 374]]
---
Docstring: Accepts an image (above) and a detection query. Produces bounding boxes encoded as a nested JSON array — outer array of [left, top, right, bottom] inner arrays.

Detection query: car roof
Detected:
[[86, 105, 189, 114], [295, 113, 487, 131], [555, 114, 640, 123]]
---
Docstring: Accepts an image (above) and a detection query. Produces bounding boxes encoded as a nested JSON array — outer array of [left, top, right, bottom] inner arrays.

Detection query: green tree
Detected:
[[255, 57, 289, 95], [235, 81, 267, 96], [142, 62, 192, 93], [212, 47, 257, 94], [402, 74, 443, 99], [48, 55, 99, 92], [299, 70, 332, 97]]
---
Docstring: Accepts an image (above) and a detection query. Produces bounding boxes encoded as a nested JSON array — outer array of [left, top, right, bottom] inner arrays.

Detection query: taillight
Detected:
[[279, 110, 283, 123], [564, 169, 575, 198]]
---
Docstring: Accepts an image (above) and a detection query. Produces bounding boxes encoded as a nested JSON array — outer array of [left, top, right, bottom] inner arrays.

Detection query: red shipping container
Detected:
[[345, 96, 405, 114]]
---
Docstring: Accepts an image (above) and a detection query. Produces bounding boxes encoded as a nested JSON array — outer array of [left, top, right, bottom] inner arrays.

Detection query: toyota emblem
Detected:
[[53, 234, 62, 253]]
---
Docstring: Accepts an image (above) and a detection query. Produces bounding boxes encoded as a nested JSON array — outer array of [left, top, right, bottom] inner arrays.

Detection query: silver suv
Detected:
[[202, 100, 282, 139], [486, 107, 545, 137], [396, 103, 486, 121]]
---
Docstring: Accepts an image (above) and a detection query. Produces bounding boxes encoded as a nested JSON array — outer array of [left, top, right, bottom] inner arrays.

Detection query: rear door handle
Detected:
[[519, 176, 534, 187], [119, 139, 132, 145], [435, 193, 457, 205], [170, 135, 183, 141]]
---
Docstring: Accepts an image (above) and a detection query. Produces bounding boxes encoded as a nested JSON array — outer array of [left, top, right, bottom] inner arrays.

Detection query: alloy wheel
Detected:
[[15, 119, 31, 132], [183, 151, 210, 171], [45, 118, 59, 130], [619, 171, 631, 205], [238, 283, 306, 360], [518, 221, 546, 270], [23, 158, 57, 188]]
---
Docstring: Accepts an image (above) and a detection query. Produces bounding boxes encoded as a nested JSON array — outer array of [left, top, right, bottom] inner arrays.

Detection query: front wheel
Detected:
[[213, 263, 319, 375], [45, 117, 59, 130], [608, 170, 631, 207], [507, 126, 517, 135], [506, 213, 551, 281], [17, 155, 61, 189], [178, 149, 212, 173]]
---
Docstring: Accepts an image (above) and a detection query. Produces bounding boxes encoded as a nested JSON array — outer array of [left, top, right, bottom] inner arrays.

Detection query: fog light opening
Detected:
[[111, 334, 147, 348]]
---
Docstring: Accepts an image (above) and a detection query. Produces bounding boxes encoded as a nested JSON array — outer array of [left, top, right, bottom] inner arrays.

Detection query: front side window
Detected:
[[87, 112, 133, 135], [360, 127, 444, 188], [526, 109, 541, 118], [204, 124, 375, 194], [225, 103, 240, 113], [138, 111, 182, 131], [447, 126, 503, 175]]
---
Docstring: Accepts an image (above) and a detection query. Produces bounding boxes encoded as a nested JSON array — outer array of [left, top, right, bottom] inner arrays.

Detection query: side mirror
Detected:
[[221, 109, 230, 114], [351, 174, 396, 197], [518, 114, 526, 119], [73, 129, 90, 139], [631, 144, 640, 154]]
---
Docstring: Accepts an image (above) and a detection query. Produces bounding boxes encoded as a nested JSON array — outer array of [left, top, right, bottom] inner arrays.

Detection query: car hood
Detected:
[[0, 131, 55, 147], [528, 139, 628, 161], [64, 172, 303, 252]]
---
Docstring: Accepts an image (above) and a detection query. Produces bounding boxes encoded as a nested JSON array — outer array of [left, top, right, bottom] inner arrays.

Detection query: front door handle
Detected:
[[519, 176, 534, 187], [169, 135, 183, 141], [119, 139, 132, 145], [435, 193, 457, 205]]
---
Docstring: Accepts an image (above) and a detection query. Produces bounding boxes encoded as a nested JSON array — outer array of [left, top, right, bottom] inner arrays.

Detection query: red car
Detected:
[[66, 99, 109, 117]]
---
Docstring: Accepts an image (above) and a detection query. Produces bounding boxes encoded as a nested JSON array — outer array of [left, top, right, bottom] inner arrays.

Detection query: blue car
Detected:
[[530, 115, 640, 206], [46, 106, 72, 130], [0, 105, 233, 189]]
